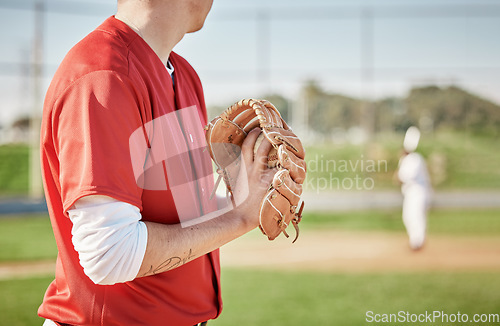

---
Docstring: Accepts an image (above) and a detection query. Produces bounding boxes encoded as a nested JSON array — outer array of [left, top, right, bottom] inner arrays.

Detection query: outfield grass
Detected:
[[213, 269, 500, 326], [301, 208, 500, 235], [0, 208, 499, 325], [2, 271, 499, 326], [305, 131, 500, 190], [0, 144, 29, 195], [0, 214, 57, 262], [0, 276, 51, 326]]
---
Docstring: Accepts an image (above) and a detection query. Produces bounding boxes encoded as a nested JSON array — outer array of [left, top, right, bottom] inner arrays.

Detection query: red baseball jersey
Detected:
[[38, 16, 221, 325]]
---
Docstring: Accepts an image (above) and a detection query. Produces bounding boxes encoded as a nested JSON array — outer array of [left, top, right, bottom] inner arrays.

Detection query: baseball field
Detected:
[[1, 207, 499, 326], [1, 132, 498, 325]]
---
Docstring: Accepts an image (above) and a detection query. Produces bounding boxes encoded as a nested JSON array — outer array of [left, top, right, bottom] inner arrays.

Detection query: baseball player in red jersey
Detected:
[[38, 1, 276, 325]]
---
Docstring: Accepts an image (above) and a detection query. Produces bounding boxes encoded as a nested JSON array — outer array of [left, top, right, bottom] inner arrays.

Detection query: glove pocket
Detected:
[[206, 118, 246, 168]]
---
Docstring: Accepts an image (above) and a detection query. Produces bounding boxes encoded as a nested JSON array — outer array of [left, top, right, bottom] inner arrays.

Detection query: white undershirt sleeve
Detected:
[[67, 195, 148, 285]]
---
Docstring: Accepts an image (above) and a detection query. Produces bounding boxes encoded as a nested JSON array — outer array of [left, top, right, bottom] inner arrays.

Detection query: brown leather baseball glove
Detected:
[[204, 99, 306, 242]]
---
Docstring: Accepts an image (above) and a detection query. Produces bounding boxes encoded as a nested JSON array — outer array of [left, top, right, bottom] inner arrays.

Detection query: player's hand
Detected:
[[231, 128, 277, 229]]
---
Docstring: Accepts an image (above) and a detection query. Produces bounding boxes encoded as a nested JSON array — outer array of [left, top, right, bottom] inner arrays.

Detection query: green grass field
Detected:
[[0, 144, 29, 195], [302, 208, 500, 235], [2, 271, 499, 326], [213, 270, 500, 326], [0, 214, 57, 262], [305, 131, 500, 191], [1, 208, 499, 325], [0, 276, 51, 326]]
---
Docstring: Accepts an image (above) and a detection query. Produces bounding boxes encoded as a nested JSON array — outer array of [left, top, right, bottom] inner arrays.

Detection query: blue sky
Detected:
[[1, 0, 500, 125]]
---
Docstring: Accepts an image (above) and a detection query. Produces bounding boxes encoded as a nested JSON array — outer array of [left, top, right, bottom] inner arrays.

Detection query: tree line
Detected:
[[248, 81, 500, 139]]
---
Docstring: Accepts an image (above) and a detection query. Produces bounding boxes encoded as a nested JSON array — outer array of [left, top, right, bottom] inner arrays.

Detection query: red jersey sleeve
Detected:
[[53, 70, 145, 212]]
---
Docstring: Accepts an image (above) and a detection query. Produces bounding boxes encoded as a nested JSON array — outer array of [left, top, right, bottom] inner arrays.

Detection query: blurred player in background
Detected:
[[396, 126, 432, 250]]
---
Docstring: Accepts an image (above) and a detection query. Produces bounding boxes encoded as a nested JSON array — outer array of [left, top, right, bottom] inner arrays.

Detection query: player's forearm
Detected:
[[137, 127, 279, 278], [137, 206, 254, 278]]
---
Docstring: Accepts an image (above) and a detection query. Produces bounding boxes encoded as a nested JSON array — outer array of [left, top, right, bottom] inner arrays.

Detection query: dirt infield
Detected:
[[220, 229, 500, 273], [0, 260, 55, 280], [1, 229, 500, 280]]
